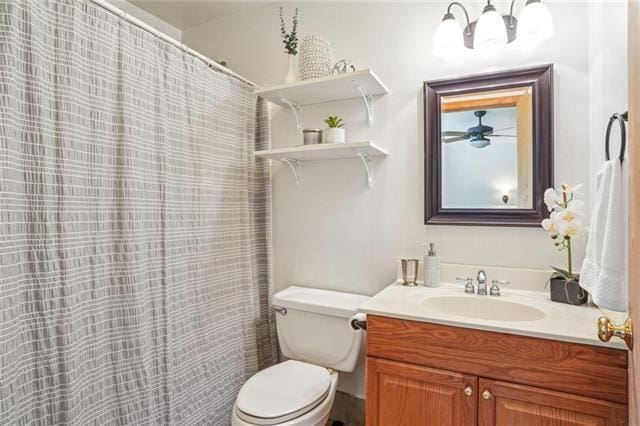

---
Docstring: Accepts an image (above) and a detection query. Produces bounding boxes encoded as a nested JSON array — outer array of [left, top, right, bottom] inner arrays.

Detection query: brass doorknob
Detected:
[[482, 390, 492, 400], [597, 316, 633, 350]]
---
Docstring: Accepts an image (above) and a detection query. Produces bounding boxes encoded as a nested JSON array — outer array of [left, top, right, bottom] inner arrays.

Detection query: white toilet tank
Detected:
[[273, 286, 370, 372]]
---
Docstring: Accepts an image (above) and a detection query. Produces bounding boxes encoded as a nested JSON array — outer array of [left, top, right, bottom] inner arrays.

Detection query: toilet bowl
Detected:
[[231, 361, 339, 426], [231, 286, 369, 426]]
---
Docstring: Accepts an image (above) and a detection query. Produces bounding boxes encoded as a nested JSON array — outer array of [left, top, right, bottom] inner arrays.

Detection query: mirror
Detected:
[[424, 65, 553, 226], [441, 86, 533, 209]]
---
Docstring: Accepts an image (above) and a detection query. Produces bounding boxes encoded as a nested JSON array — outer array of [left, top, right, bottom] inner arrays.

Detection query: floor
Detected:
[[327, 391, 365, 426]]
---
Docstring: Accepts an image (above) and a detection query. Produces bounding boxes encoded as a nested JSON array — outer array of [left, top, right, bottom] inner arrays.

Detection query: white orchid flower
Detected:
[[550, 210, 563, 221], [542, 211, 563, 235], [543, 188, 562, 211], [541, 218, 558, 235], [558, 219, 583, 237], [540, 183, 584, 280], [561, 199, 584, 222]]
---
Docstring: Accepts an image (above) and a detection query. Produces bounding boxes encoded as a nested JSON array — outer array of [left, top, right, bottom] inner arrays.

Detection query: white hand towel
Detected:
[[580, 160, 628, 312]]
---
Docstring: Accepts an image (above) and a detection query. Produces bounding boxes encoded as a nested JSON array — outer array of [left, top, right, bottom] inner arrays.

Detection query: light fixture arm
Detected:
[[446, 2, 472, 35], [508, 0, 517, 28]]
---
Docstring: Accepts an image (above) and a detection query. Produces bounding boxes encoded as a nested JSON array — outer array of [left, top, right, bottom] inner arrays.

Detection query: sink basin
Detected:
[[422, 296, 546, 322]]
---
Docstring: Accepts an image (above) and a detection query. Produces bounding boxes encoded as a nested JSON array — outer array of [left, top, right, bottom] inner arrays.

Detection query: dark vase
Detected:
[[549, 277, 588, 305]]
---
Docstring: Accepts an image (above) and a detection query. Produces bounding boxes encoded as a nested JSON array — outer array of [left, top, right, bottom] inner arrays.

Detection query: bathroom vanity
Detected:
[[360, 283, 629, 425]]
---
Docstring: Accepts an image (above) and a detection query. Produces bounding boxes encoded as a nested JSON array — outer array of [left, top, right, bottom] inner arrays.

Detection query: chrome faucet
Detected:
[[457, 276, 475, 294], [476, 270, 487, 295], [490, 279, 510, 296]]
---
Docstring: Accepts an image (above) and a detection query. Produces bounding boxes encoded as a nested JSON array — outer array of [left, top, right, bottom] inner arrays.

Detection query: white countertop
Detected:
[[358, 282, 628, 350]]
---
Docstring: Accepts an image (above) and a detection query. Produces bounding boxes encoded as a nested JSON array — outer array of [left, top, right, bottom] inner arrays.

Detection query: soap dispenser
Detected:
[[422, 243, 441, 288]]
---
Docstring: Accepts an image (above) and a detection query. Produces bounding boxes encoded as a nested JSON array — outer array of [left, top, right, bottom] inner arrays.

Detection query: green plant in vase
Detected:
[[323, 115, 345, 144], [280, 7, 299, 83]]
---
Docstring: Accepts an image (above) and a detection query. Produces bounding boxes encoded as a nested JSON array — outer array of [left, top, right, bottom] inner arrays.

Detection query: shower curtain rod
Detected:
[[90, 0, 259, 88]]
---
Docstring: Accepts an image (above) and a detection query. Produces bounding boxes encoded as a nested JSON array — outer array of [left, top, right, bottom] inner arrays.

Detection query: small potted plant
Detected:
[[323, 115, 345, 144], [541, 183, 588, 305], [279, 7, 299, 83]]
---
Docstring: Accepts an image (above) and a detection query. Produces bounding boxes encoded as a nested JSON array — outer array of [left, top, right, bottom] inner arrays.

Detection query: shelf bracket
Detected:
[[353, 81, 374, 127], [280, 157, 302, 188], [279, 96, 303, 132], [353, 149, 375, 188]]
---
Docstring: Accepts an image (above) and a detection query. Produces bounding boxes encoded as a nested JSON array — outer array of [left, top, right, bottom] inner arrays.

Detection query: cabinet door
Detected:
[[366, 357, 477, 426], [478, 378, 628, 426]]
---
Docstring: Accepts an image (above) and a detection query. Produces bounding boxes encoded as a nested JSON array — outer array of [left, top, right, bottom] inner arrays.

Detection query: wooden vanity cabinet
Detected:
[[367, 357, 477, 426], [366, 315, 628, 426], [477, 379, 627, 426]]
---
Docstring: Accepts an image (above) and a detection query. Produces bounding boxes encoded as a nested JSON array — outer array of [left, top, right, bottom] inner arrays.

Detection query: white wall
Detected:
[[110, 1, 182, 41], [181, 0, 627, 398], [182, 0, 618, 288], [587, 2, 628, 177]]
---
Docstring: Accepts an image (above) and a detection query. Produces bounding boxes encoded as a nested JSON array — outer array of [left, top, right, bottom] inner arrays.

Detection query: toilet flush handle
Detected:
[[350, 313, 368, 331], [351, 318, 367, 331], [274, 306, 287, 315]]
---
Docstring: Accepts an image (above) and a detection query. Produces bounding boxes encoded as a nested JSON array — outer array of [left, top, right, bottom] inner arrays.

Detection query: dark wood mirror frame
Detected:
[[424, 64, 554, 227]]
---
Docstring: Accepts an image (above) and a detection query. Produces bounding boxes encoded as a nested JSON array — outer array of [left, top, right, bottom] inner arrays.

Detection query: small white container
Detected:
[[323, 128, 345, 144], [422, 243, 441, 288]]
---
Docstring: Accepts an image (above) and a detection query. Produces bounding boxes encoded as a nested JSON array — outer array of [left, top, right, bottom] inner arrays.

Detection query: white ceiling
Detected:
[[128, 1, 271, 30]]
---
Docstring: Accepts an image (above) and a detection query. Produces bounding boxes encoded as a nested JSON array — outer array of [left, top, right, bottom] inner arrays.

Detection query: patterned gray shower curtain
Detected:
[[0, 0, 277, 424]]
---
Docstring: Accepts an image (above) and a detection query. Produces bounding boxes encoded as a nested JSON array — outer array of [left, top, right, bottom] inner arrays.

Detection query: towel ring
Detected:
[[605, 111, 628, 163]]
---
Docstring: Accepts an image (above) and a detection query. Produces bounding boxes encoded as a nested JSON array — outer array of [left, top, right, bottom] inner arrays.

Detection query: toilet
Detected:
[[231, 286, 370, 426]]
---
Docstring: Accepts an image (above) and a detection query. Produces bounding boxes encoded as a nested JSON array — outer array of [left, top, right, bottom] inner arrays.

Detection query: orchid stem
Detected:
[[561, 185, 573, 279], [567, 237, 573, 278]]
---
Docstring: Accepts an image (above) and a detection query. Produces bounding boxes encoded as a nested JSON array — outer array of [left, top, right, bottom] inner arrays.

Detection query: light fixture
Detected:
[[474, 3, 508, 49], [432, 4, 471, 57], [470, 136, 490, 149], [517, 0, 554, 43], [501, 189, 510, 205], [432, 0, 553, 57], [433, 13, 465, 57]]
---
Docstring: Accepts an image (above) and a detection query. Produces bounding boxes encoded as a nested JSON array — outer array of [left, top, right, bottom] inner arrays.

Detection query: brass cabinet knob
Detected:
[[464, 386, 473, 396], [597, 316, 633, 350], [482, 390, 492, 400]]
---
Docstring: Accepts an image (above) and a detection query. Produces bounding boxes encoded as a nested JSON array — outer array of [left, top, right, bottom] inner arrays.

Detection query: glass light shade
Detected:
[[474, 9, 508, 50], [433, 17, 464, 58], [517, 1, 554, 43], [470, 137, 491, 148]]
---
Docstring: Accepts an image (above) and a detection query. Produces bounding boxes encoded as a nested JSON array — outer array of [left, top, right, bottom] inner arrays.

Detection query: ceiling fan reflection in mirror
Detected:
[[442, 110, 515, 148]]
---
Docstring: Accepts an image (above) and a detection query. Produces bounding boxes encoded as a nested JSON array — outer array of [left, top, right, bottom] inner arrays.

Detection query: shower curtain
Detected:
[[0, 0, 276, 424]]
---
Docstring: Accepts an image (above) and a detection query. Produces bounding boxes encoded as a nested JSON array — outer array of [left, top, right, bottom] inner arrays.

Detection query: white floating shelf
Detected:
[[255, 69, 388, 106], [255, 69, 388, 129], [255, 141, 388, 188], [255, 141, 387, 161]]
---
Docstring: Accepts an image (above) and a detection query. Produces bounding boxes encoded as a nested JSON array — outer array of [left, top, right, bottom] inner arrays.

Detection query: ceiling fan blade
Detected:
[[492, 127, 515, 132], [442, 131, 468, 136], [442, 136, 466, 143]]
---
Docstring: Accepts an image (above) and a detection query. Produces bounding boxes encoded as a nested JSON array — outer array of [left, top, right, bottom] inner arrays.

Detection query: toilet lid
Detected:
[[236, 360, 331, 423]]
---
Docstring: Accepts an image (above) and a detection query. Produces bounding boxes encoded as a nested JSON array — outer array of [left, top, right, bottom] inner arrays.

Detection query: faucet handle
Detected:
[[490, 280, 510, 296], [457, 277, 475, 294]]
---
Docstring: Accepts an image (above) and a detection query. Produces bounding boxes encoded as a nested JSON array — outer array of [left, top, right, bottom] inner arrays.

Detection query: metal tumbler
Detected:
[[401, 259, 419, 286]]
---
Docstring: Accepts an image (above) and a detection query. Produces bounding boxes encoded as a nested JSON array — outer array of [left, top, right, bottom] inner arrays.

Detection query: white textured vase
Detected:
[[299, 35, 333, 80], [323, 128, 345, 144], [284, 54, 297, 84]]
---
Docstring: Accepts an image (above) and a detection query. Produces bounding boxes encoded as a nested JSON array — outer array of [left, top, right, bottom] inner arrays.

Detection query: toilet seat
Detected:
[[235, 360, 332, 426]]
